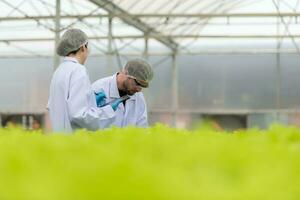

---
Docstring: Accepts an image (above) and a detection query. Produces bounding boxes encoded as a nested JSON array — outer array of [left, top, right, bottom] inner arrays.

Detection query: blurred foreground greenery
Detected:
[[1, 124, 300, 200]]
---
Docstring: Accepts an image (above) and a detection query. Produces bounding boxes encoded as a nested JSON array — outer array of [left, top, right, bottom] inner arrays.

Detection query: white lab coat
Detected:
[[92, 74, 148, 128], [47, 57, 115, 133]]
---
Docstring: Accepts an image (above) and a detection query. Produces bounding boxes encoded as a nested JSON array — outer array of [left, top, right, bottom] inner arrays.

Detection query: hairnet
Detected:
[[124, 59, 154, 88], [56, 29, 88, 56]]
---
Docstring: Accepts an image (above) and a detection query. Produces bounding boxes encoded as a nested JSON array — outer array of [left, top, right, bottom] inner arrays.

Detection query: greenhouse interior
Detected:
[[2, 0, 300, 131], [2, 1, 300, 199]]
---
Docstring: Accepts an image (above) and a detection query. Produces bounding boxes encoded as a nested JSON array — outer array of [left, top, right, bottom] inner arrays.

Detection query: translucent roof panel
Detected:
[[0, 0, 300, 57]]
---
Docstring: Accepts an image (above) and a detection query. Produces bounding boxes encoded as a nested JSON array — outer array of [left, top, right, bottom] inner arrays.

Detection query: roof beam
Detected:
[[2, 13, 300, 21], [88, 0, 178, 51], [3, 34, 300, 43]]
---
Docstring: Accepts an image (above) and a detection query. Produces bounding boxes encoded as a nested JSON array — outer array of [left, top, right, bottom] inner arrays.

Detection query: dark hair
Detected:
[[67, 47, 81, 56], [66, 42, 88, 56]]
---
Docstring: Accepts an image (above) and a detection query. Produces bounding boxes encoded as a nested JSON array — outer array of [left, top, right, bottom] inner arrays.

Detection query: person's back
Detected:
[[48, 29, 115, 133], [48, 57, 88, 132]]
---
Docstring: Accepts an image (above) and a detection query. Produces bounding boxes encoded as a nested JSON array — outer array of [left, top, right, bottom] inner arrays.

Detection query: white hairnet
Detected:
[[56, 28, 88, 56], [124, 59, 154, 88]]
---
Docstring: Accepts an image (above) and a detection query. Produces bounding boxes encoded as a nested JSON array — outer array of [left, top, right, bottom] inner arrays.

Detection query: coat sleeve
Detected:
[[92, 79, 115, 129], [136, 93, 148, 127], [67, 68, 115, 130]]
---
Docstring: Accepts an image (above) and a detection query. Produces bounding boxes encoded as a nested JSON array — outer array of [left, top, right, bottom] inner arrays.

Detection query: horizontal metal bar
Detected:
[[170, 35, 300, 39], [2, 34, 300, 43], [1, 48, 300, 59], [132, 13, 300, 18], [149, 109, 300, 115], [1, 13, 300, 21], [0, 110, 46, 114]]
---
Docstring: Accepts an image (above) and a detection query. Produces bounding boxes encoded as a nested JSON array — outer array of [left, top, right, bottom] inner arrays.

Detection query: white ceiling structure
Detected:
[[0, 0, 300, 57]]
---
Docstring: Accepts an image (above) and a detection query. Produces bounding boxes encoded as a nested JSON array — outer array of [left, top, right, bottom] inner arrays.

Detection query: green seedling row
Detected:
[[0, 124, 300, 200]]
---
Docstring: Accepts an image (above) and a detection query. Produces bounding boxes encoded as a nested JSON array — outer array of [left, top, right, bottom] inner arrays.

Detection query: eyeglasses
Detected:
[[84, 42, 88, 49], [126, 74, 148, 88], [133, 78, 143, 87], [127, 76, 142, 87]]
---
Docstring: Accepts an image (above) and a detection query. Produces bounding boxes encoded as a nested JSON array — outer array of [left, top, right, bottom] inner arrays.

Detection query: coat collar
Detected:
[[109, 73, 137, 100], [109, 73, 120, 98], [63, 57, 79, 64]]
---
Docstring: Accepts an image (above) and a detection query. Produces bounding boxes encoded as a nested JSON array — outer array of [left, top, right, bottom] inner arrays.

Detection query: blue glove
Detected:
[[110, 98, 123, 111], [95, 90, 106, 107]]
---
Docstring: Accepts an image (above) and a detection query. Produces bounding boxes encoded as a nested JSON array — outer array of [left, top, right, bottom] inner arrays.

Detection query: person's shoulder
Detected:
[[68, 62, 87, 75], [74, 62, 86, 72], [61, 62, 88, 83], [135, 92, 146, 101], [93, 75, 114, 86], [54, 61, 85, 77], [92, 75, 113, 93], [58, 59, 85, 72], [133, 92, 147, 110]]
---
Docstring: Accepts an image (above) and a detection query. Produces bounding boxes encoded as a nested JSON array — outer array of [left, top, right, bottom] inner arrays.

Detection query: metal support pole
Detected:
[[53, 0, 61, 70], [276, 0, 282, 120], [22, 115, 27, 129], [143, 36, 149, 60], [29, 115, 34, 130], [171, 52, 178, 127], [107, 17, 113, 75], [143, 36, 150, 102]]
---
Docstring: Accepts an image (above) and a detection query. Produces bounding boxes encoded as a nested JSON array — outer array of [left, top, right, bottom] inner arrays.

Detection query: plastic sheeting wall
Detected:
[[0, 54, 300, 124], [178, 54, 277, 110]]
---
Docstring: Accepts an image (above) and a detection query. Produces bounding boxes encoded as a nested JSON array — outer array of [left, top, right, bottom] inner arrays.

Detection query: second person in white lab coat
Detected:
[[92, 59, 154, 128]]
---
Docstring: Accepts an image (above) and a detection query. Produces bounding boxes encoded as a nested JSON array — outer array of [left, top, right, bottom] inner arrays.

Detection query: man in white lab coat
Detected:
[[48, 29, 115, 133], [92, 59, 154, 128]]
